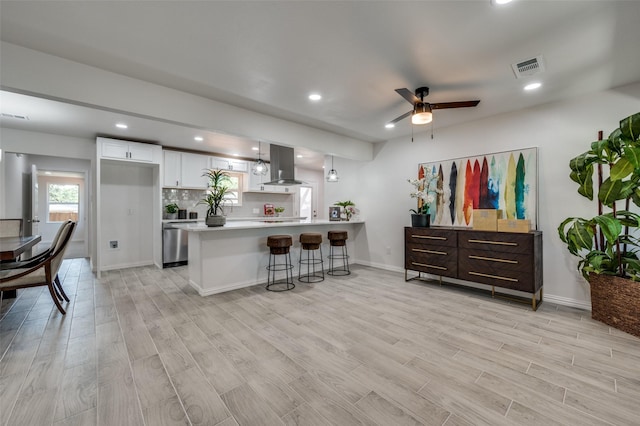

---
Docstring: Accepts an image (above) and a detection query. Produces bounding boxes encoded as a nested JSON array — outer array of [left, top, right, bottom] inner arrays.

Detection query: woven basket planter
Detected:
[[589, 273, 640, 338]]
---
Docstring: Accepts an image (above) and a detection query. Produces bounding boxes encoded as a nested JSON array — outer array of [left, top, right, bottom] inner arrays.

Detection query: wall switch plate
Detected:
[[109, 240, 118, 249]]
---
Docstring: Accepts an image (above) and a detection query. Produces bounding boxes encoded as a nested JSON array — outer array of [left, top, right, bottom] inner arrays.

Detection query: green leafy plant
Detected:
[[334, 200, 356, 220], [274, 207, 285, 213], [165, 203, 179, 214], [558, 112, 640, 280], [198, 169, 231, 217]]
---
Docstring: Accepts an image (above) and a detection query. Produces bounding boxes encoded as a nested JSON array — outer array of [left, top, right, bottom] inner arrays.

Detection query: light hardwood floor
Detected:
[[1, 258, 639, 426]]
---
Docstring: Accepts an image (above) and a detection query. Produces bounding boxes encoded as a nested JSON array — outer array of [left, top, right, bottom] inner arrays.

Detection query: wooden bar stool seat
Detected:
[[266, 235, 294, 291]]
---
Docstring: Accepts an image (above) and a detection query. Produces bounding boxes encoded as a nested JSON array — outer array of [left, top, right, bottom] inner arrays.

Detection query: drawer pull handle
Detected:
[[469, 255, 518, 264], [412, 235, 447, 240], [468, 239, 517, 246], [413, 248, 447, 255], [412, 262, 447, 271], [468, 271, 518, 282]]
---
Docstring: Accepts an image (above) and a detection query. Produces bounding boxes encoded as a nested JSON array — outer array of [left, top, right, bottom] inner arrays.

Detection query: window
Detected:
[[222, 172, 243, 206], [48, 183, 79, 222]]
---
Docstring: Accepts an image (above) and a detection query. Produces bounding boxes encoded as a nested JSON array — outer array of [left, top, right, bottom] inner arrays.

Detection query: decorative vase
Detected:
[[589, 273, 640, 338], [165, 213, 177, 220], [411, 214, 430, 228], [206, 215, 226, 227]]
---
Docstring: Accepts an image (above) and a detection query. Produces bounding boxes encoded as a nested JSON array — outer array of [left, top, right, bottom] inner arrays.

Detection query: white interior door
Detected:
[[299, 184, 317, 219]]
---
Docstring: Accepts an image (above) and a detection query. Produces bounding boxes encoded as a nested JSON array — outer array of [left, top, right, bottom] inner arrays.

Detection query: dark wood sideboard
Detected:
[[405, 227, 543, 310]]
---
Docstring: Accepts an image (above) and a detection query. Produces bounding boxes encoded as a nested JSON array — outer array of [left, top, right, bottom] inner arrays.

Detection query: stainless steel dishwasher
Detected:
[[162, 221, 196, 267]]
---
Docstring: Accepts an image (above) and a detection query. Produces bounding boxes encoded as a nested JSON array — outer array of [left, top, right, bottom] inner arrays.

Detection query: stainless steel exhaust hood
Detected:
[[263, 144, 303, 185]]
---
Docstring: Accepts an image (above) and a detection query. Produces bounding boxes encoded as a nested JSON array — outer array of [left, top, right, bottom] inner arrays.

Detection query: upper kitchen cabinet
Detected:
[[246, 171, 293, 194], [98, 137, 161, 163], [211, 156, 249, 173], [162, 150, 209, 189]]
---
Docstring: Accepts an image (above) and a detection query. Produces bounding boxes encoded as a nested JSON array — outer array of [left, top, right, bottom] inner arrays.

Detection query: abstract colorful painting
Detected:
[[418, 148, 537, 229]]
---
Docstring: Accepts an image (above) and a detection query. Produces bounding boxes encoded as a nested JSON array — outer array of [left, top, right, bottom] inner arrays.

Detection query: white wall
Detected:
[[328, 82, 640, 308], [99, 161, 155, 270]]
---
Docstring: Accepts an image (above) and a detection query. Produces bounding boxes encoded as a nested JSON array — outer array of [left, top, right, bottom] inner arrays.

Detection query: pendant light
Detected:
[[326, 155, 339, 182], [252, 141, 269, 176]]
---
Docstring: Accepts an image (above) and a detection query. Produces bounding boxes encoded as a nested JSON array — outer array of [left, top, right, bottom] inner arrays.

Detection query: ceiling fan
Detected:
[[388, 86, 480, 126]]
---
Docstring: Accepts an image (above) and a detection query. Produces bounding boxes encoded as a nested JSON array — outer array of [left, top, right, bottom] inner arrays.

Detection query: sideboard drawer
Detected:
[[458, 230, 533, 254], [405, 228, 457, 247], [406, 243, 457, 278]]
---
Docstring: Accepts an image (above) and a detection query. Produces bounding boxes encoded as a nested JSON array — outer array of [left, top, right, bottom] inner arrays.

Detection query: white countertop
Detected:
[[162, 216, 305, 224], [173, 218, 364, 231]]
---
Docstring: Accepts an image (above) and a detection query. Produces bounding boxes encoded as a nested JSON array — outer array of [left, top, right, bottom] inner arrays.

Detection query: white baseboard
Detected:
[[544, 294, 591, 311], [353, 259, 405, 274], [100, 260, 155, 272]]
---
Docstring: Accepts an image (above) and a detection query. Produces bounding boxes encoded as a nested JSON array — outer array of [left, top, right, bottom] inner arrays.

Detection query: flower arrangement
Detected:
[[408, 169, 440, 216], [334, 200, 357, 221]]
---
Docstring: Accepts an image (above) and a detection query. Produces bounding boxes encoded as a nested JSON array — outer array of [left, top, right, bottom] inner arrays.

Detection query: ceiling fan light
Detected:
[[411, 103, 433, 125]]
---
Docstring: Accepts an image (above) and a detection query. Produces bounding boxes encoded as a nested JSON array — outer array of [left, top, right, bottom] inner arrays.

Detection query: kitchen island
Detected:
[[177, 219, 364, 295]]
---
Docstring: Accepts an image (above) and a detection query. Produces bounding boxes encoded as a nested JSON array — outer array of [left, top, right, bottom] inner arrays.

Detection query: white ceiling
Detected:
[[1, 1, 640, 168]]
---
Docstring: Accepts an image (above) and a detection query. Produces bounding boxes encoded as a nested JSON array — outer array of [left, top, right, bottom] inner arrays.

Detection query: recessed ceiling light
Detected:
[[232, 153, 239, 157], [115, 123, 128, 129], [385, 123, 395, 129], [297, 154, 303, 158], [524, 82, 542, 91], [194, 136, 204, 142], [492, 0, 513, 5], [251, 146, 259, 151], [44, 171, 52, 175], [308, 93, 322, 101]]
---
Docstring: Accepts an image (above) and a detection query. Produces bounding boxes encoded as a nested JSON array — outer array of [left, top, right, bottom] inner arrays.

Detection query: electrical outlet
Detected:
[[386, 246, 391, 255], [252, 208, 260, 214], [109, 240, 118, 249]]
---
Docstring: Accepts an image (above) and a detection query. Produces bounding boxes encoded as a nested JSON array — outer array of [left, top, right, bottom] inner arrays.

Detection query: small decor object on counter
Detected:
[[165, 203, 179, 220], [264, 204, 275, 216], [189, 211, 198, 219], [408, 168, 441, 227], [334, 200, 356, 221], [329, 206, 341, 221], [178, 209, 187, 219], [274, 206, 285, 217], [472, 209, 503, 231], [198, 169, 231, 227]]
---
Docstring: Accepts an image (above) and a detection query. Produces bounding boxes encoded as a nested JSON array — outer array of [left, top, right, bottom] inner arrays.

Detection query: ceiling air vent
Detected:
[[1, 113, 30, 120], [511, 55, 545, 79]]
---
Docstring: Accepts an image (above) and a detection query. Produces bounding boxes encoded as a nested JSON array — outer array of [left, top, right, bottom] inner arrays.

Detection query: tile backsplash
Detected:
[[162, 188, 295, 218]]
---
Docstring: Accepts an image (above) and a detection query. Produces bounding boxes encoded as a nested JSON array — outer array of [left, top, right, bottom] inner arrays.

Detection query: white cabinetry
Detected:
[[211, 156, 248, 173], [246, 172, 293, 194], [163, 151, 181, 187], [162, 151, 209, 189], [98, 137, 159, 163]]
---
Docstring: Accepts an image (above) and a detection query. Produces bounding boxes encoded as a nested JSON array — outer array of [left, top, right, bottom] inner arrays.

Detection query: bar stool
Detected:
[[266, 235, 295, 292], [327, 230, 350, 276], [298, 233, 324, 283]]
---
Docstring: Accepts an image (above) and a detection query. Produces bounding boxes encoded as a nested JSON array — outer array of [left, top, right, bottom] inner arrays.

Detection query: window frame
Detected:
[[46, 182, 80, 223]]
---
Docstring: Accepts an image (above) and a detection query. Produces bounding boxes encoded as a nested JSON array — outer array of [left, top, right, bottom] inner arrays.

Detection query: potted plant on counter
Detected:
[[165, 203, 179, 220], [275, 207, 285, 217], [558, 112, 640, 338], [334, 200, 356, 221], [198, 169, 231, 227]]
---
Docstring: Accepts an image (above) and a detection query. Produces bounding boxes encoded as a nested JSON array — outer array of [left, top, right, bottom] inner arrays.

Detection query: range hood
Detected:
[[263, 144, 303, 185]]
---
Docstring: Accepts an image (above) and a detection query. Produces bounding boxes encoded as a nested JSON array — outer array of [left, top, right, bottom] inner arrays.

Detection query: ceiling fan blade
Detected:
[[430, 100, 480, 110], [388, 110, 412, 124], [395, 88, 420, 105]]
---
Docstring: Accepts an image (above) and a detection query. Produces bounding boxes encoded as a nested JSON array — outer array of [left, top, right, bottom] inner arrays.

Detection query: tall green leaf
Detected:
[[598, 178, 623, 206], [620, 112, 640, 141]]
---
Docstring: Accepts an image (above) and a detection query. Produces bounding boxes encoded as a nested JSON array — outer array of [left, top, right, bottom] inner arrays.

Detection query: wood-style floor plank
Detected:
[[2, 259, 640, 426]]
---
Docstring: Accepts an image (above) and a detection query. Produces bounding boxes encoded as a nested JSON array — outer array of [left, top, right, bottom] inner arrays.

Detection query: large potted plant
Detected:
[[198, 169, 231, 227], [558, 112, 640, 338]]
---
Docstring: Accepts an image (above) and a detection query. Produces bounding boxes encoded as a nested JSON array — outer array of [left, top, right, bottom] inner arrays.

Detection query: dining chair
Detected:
[[0, 219, 23, 238], [0, 221, 76, 314]]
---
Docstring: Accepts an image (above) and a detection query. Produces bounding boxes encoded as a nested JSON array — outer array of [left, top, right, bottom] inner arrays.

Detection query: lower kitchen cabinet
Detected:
[[405, 227, 543, 310]]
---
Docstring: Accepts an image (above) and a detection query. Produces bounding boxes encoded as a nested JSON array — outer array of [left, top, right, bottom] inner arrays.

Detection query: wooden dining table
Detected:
[[0, 234, 42, 261], [0, 235, 42, 299]]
